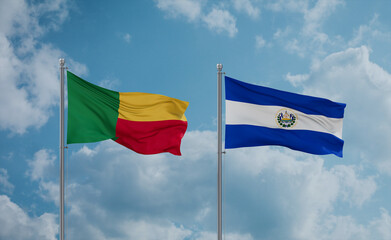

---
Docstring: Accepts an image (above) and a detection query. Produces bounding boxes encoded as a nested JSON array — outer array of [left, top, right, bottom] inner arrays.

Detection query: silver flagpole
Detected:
[[217, 63, 223, 240], [59, 58, 65, 240]]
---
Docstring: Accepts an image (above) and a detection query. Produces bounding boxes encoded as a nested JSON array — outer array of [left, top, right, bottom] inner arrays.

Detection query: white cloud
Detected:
[[123, 33, 131, 43], [0, 0, 39, 37], [267, 0, 345, 58], [195, 206, 211, 222], [232, 0, 260, 19], [225, 147, 381, 239], [321, 215, 370, 240], [49, 133, 234, 239], [348, 14, 391, 49], [194, 231, 254, 240], [0, 0, 86, 134], [4, 128, 382, 239], [29, 129, 384, 239], [40, 181, 60, 205], [272, 2, 391, 61], [26, 149, 56, 181], [302, 0, 344, 37], [273, 28, 287, 39], [180, 130, 216, 160], [377, 160, 391, 178], [266, 0, 308, 13], [255, 35, 266, 49], [285, 72, 309, 86], [119, 220, 192, 240], [67, 58, 88, 77], [0, 195, 58, 240], [369, 208, 391, 240], [290, 46, 391, 175], [349, 14, 378, 47], [333, 165, 377, 207], [285, 38, 305, 57], [0, 169, 14, 195], [98, 78, 120, 89], [318, 210, 391, 240], [156, 0, 238, 38], [26, 149, 59, 204], [203, 8, 238, 37], [75, 145, 97, 158], [306, 46, 391, 97], [156, 0, 202, 22], [0, 35, 53, 134]]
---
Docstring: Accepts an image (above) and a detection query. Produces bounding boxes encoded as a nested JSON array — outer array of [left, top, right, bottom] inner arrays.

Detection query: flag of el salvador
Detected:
[[225, 76, 346, 157]]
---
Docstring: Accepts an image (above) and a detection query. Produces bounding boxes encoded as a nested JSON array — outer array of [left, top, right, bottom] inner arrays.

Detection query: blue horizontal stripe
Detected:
[[225, 125, 344, 157], [225, 76, 346, 118]]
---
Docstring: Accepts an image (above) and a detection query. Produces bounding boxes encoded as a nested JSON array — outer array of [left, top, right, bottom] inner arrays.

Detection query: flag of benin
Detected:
[[67, 71, 188, 156]]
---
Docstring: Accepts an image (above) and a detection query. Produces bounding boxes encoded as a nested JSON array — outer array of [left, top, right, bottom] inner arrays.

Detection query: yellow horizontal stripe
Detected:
[[118, 92, 188, 121]]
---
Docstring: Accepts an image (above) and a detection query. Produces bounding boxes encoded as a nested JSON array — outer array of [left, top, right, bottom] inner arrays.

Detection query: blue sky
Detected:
[[1, 0, 391, 239]]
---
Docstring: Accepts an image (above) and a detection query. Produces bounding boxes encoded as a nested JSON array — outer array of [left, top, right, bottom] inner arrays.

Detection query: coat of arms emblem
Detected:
[[276, 109, 297, 128]]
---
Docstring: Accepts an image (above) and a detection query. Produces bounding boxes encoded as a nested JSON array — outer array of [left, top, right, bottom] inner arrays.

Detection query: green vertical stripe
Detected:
[[67, 71, 120, 144]]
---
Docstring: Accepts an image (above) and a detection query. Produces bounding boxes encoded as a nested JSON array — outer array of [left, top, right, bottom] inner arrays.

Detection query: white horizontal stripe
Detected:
[[226, 100, 343, 139]]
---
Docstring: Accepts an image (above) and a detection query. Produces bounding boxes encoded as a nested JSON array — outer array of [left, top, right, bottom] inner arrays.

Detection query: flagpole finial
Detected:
[[217, 63, 223, 71], [59, 58, 65, 66]]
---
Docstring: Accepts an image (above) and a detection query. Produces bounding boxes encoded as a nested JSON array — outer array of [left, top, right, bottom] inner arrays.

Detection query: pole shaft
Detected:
[[59, 58, 65, 240], [217, 63, 223, 240]]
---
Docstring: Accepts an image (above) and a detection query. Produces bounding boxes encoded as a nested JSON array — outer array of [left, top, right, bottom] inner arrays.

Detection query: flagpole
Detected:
[[217, 63, 223, 240], [59, 58, 65, 240]]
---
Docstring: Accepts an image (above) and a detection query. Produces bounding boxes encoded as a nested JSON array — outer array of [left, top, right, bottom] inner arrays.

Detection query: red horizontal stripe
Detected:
[[115, 118, 188, 156]]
